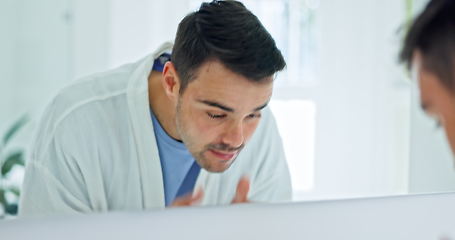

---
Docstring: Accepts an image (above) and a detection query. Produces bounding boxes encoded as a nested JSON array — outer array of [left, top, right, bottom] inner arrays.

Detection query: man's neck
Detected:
[[148, 71, 181, 141]]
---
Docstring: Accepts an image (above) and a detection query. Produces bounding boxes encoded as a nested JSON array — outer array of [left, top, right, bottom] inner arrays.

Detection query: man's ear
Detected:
[[161, 61, 181, 101]]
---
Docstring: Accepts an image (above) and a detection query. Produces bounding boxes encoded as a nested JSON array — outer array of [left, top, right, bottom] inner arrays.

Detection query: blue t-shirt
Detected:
[[151, 112, 200, 206], [150, 53, 201, 206]]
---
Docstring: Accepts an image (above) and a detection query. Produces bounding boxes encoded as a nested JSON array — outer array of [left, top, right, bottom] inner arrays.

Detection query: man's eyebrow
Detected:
[[198, 100, 270, 112], [199, 100, 234, 112], [253, 102, 269, 112]]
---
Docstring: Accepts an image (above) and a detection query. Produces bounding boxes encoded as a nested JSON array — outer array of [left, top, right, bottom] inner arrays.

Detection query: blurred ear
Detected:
[[161, 62, 181, 101]]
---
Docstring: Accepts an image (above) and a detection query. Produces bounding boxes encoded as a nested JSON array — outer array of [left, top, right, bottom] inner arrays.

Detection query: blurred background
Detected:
[[1, 0, 455, 216]]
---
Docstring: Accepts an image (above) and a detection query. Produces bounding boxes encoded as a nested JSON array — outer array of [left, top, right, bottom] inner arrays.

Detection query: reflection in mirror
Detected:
[[1, 0, 454, 220]]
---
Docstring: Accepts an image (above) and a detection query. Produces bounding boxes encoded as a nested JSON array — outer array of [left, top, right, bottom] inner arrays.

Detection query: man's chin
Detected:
[[196, 156, 236, 173], [201, 160, 234, 173]]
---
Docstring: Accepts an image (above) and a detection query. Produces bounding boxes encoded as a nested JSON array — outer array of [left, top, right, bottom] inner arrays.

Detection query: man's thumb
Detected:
[[232, 177, 250, 203]]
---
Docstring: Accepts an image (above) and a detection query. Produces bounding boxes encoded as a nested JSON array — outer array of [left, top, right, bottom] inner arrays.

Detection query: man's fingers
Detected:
[[171, 194, 194, 206], [171, 189, 204, 207], [232, 177, 250, 203], [192, 188, 204, 203]]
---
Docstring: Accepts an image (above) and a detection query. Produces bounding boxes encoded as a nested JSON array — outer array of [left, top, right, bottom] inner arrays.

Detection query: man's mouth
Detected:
[[208, 149, 238, 161]]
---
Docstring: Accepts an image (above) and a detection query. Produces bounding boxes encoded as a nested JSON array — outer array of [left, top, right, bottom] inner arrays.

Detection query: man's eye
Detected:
[[207, 112, 226, 119], [435, 119, 442, 129], [247, 113, 261, 119]]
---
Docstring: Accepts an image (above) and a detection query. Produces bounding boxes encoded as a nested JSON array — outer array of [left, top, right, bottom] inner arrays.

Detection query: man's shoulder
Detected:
[[39, 62, 140, 137], [58, 62, 135, 106]]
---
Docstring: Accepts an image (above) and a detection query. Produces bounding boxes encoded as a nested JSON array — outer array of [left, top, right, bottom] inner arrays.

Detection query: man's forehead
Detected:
[[194, 60, 275, 83], [411, 51, 427, 109], [411, 51, 422, 84], [185, 60, 274, 110]]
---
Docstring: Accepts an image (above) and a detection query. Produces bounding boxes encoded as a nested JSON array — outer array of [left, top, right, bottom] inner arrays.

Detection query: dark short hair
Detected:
[[400, 0, 455, 90], [172, 0, 286, 94]]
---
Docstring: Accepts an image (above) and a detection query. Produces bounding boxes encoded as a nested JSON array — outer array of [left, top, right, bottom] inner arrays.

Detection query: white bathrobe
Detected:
[[19, 43, 292, 217]]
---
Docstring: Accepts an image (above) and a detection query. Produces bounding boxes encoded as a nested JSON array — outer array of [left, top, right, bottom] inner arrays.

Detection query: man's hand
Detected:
[[171, 189, 204, 207], [231, 176, 250, 204], [171, 176, 250, 207]]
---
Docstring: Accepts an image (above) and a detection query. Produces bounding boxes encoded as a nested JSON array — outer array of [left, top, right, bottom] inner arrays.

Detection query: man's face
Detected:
[[174, 60, 273, 173], [414, 51, 455, 156]]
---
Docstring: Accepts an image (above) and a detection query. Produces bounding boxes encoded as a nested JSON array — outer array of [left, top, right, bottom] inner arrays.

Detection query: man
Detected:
[[400, 0, 455, 154], [19, 0, 292, 216]]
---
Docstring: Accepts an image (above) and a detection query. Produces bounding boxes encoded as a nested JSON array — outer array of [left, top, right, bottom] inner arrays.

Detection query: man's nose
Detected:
[[221, 121, 244, 149]]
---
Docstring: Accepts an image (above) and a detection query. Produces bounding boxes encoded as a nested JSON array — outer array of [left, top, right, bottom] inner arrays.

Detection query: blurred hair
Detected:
[[400, 0, 455, 90]]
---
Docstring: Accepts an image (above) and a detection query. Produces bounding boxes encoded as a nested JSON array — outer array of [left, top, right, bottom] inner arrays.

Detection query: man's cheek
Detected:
[[445, 123, 455, 150], [195, 116, 220, 135]]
